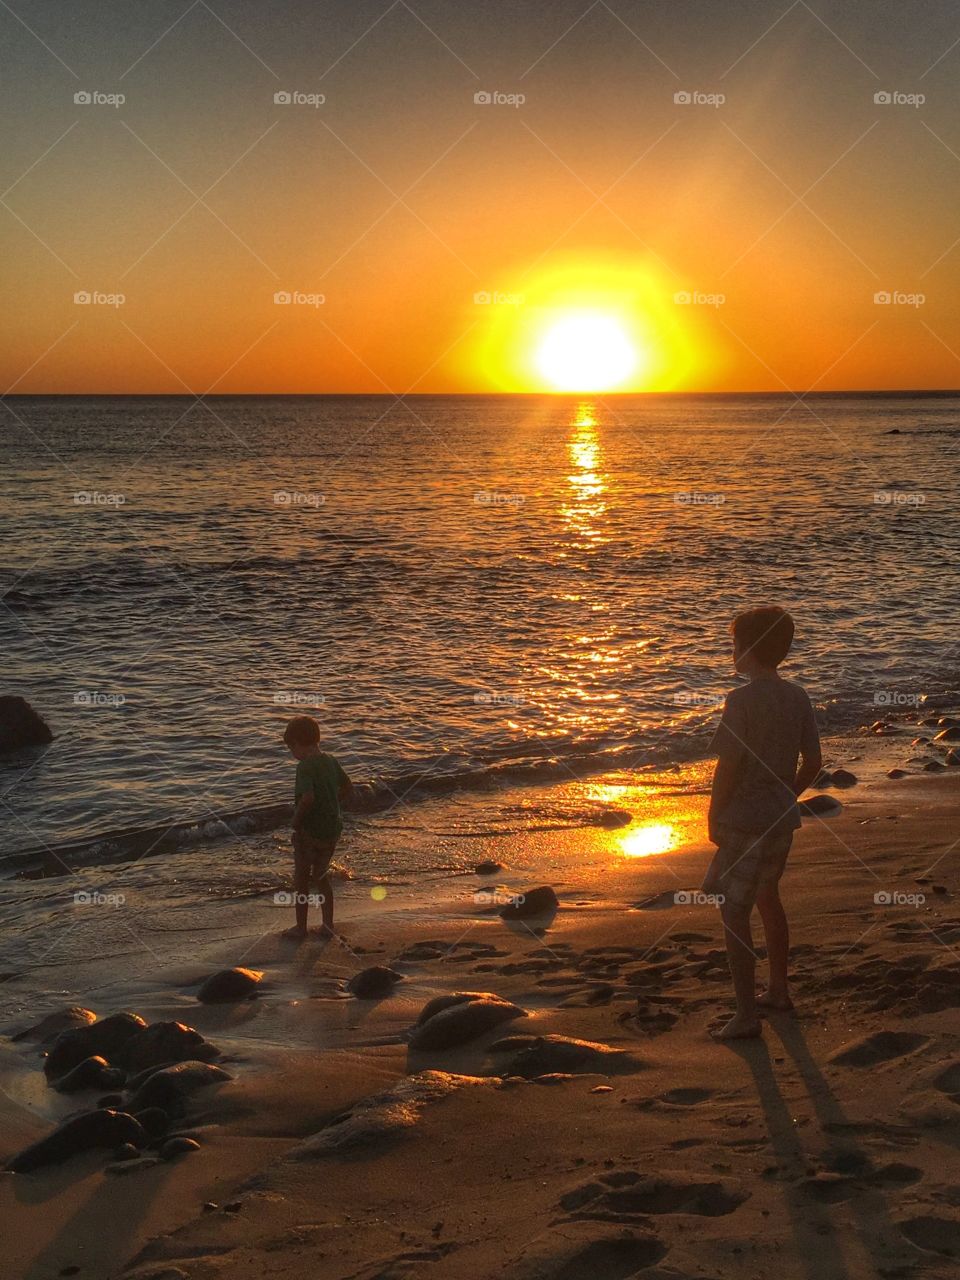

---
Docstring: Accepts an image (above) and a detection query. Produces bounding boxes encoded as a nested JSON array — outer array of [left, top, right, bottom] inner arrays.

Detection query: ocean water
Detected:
[[2, 393, 958, 869]]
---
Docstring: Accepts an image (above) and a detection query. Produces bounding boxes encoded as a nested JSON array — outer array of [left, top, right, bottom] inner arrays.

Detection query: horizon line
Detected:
[[5, 388, 960, 399]]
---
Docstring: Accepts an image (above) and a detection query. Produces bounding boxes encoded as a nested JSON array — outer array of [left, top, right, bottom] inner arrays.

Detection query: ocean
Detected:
[[2, 392, 958, 871]]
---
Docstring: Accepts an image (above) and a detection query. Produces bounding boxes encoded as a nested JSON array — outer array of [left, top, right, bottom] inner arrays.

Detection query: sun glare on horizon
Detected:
[[535, 312, 640, 392]]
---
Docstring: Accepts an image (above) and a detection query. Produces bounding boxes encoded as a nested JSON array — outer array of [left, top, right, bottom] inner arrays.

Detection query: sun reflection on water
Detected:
[[560, 402, 608, 543], [619, 821, 678, 858]]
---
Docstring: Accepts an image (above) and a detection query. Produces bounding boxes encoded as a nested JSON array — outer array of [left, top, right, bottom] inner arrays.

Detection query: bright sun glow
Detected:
[[620, 822, 676, 858], [535, 312, 639, 392]]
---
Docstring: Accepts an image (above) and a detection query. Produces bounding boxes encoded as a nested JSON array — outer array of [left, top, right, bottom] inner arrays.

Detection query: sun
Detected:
[[535, 311, 640, 392]]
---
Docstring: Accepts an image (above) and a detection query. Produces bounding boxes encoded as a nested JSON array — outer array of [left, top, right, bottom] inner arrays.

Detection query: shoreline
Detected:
[[1, 742, 958, 1277]]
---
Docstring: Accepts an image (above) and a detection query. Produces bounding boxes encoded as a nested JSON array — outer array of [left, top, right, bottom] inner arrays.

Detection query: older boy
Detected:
[[282, 716, 352, 941], [704, 606, 822, 1039]]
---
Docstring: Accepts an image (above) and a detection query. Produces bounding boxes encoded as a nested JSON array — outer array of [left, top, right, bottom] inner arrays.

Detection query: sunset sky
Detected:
[[3, 0, 960, 393]]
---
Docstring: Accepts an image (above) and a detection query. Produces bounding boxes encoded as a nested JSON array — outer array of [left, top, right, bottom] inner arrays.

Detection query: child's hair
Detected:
[[731, 606, 795, 668], [283, 715, 321, 747]]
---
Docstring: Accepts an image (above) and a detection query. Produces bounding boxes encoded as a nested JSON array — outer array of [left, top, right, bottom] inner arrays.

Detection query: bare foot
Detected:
[[715, 1013, 763, 1040], [280, 926, 307, 941], [757, 990, 794, 1011]]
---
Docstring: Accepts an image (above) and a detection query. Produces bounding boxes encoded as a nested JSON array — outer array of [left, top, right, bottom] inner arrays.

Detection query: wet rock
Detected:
[[831, 768, 858, 788], [97, 1094, 124, 1108], [160, 1136, 201, 1159], [499, 885, 559, 920], [946, 750, 960, 766], [799, 794, 843, 817], [501, 1033, 645, 1078], [7, 1109, 145, 1173], [934, 726, 960, 742], [409, 996, 527, 1050], [52, 1055, 125, 1094], [11, 1006, 96, 1044], [414, 991, 505, 1026], [475, 860, 504, 876], [887, 769, 908, 779], [105, 1155, 161, 1176], [122, 1021, 220, 1073], [44, 1012, 147, 1080], [112, 1143, 140, 1161], [131, 1106, 169, 1141], [923, 760, 946, 773], [347, 966, 404, 999], [0, 695, 53, 754], [196, 967, 262, 1003], [128, 1061, 232, 1113]]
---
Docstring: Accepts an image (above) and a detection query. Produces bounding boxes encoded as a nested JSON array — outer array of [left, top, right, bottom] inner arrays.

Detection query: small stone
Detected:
[[498, 885, 559, 920], [347, 966, 403, 999], [160, 1136, 200, 1159], [475, 861, 503, 876], [196, 967, 262, 1004], [112, 1142, 140, 1161]]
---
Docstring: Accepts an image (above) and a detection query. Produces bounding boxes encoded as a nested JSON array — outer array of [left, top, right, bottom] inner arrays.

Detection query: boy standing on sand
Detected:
[[282, 716, 352, 941], [704, 607, 822, 1040]]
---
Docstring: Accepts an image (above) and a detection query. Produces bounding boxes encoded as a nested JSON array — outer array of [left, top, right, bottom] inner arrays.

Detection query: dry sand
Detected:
[[1, 768, 958, 1280]]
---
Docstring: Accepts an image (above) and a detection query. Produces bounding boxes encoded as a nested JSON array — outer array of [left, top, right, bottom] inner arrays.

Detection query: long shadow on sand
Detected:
[[729, 1015, 919, 1280]]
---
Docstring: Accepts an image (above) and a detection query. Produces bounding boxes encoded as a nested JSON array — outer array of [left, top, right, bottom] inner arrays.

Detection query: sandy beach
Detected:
[[1, 730, 958, 1280]]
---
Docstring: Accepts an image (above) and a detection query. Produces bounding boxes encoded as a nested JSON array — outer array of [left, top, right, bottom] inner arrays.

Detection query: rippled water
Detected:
[[2, 393, 958, 864]]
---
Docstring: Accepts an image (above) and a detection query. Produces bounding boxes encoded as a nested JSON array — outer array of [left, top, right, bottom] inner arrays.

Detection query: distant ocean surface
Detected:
[[2, 393, 958, 869]]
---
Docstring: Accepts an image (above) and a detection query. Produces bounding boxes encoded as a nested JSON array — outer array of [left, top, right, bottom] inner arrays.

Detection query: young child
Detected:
[[282, 715, 352, 941], [704, 606, 822, 1039]]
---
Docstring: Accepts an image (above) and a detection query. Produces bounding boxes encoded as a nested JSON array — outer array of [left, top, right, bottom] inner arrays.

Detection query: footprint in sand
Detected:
[[559, 1169, 747, 1220], [829, 1031, 930, 1068], [507, 1222, 668, 1280], [900, 1216, 960, 1258]]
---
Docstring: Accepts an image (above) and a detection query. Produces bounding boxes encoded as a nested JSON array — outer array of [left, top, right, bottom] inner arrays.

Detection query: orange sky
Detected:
[[2, 0, 960, 393]]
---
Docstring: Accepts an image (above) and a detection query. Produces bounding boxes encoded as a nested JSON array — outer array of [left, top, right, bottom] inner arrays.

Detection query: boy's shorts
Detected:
[[702, 828, 793, 910], [294, 830, 337, 878]]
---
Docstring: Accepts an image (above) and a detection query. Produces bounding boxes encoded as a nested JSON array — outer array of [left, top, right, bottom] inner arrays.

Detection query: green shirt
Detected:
[[295, 752, 349, 841]]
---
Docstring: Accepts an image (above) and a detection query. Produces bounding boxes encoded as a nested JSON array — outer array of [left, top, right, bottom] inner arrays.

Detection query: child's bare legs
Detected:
[[756, 883, 792, 1009], [313, 872, 334, 934], [718, 899, 762, 1039], [281, 841, 312, 938]]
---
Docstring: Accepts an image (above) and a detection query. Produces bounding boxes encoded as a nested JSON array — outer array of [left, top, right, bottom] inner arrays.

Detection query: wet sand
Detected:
[[1, 756, 958, 1280]]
